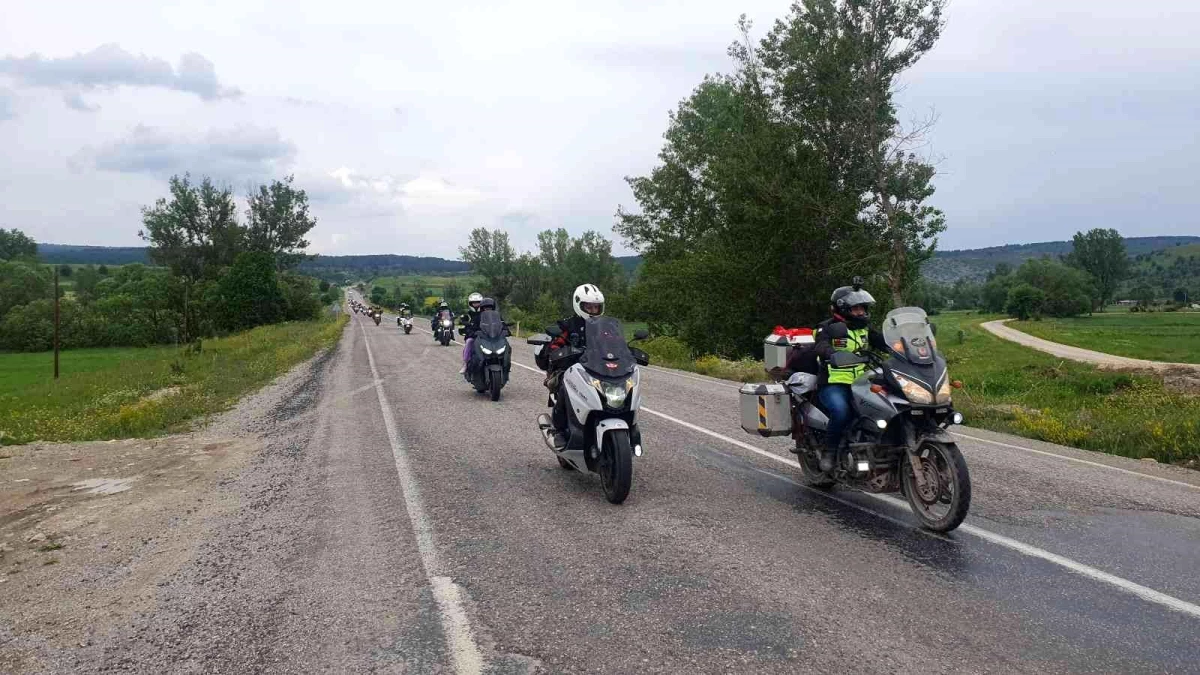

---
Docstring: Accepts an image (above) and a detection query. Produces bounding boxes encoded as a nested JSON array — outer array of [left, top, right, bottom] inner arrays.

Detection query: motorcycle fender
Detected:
[[594, 418, 630, 455], [918, 429, 955, 444], [564, 365, 602, 425]]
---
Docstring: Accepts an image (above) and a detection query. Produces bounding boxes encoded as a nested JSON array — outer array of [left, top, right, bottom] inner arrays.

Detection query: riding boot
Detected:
[[819, 445, 836, 473]]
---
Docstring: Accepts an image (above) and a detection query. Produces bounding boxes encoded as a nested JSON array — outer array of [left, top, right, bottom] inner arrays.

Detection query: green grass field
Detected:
[[1011, 311, 1200, 364], [370, 274, 484, 302], [934, 311, 1199, 464], [0, 317, 347, 445]]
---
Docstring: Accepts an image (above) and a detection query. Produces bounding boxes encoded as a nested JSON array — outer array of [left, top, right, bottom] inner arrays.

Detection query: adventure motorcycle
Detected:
[[527, 318, 650, 504], [463, 309, 511, 401], [398, 315, 413, 334], [433, 312, 454, 346], [779, 306, 969, 532]]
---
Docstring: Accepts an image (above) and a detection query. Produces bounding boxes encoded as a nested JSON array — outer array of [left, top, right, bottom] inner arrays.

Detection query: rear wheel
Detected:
[[902, 441, 971, 532], [598, 429, 633, 504], [489, 372, 502, 401]]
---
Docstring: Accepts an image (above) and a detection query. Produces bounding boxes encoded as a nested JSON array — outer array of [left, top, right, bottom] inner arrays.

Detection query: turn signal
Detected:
[[870, 384, 886, 395], [951, 380, 964, 389]]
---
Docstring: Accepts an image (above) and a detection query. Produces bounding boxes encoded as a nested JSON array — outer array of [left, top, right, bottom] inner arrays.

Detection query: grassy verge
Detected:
[[0, 316, 348, 445], [1011, 311, 1200, 364]]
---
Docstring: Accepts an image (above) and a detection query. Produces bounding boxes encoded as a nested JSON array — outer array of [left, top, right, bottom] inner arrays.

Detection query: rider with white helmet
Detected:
[[459, 292, 488, 374], [544, 284, 606, 446]]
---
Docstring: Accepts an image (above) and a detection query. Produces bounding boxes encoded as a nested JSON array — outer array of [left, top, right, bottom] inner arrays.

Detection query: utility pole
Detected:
[[53, 266, 60, 379]]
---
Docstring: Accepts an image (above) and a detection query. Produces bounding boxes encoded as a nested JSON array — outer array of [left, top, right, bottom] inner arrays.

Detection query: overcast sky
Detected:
[[1, 0, 1197, 258]]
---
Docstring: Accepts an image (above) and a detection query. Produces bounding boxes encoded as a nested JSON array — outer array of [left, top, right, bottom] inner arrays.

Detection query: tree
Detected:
[[759, 0, 947, 305], [139, 174, 243, 282], [1065, 228, 1129, 309], [97, 264, 109, 275], [1014, 258, 1095, 317], [1005, 284, 1045, 321], [460, 228, 516, 305], [318, 280, 331, 293], [1131, 284, 1156, 308], [245, 175, 317, 271], [0, 228, 37, 261], [212, 252, 286, 331], [0, 260, 50, 317], [58, 264, 73, 278], [370, 285, 388, 306]]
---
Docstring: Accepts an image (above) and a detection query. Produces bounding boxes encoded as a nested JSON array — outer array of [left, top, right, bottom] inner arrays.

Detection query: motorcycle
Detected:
[[433, 312, 454, 346], [463, 309, 511, 401], [779, 306, 970, 532], [372, 311, 382, 326], [527, 318, 651, 504]]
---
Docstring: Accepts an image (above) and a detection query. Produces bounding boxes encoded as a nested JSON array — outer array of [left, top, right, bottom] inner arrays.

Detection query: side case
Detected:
[[739, 383, 792, 437]]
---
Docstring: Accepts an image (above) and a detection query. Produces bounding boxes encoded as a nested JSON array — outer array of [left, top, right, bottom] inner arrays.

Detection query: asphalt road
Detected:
[[108, 297, 1200, 673]]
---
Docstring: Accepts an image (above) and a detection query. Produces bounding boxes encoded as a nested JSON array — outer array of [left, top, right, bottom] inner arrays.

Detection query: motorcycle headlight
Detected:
[[481, 346, 493, 355], [893, 374, 933, 404], [596, 380, 628, 409], [442, 320, 451, 327], [936, 377, 952, 404], [495, 346, 506, 354]]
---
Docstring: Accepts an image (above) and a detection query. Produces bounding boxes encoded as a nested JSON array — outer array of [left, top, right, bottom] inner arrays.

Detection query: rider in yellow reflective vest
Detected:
[[813, 282, 888, 472]]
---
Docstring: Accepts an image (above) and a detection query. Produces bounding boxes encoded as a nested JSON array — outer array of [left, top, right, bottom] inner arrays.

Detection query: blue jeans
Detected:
[[819, 384, 853, 451]]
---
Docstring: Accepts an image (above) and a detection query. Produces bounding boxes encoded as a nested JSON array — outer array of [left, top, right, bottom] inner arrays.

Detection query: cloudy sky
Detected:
[[1, 0, 1197, 258]]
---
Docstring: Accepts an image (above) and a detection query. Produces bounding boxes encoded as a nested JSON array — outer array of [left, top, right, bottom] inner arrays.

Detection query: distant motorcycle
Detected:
[[527, 318, 650, 504], [372, 311, 382, 326], [433, 311, 454, 346], [463, 309, 511, 401], [398, 316, 413, 334]]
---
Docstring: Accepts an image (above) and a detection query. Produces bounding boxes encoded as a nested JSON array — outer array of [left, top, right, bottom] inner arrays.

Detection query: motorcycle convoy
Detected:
[[349, 279, 971, 530]]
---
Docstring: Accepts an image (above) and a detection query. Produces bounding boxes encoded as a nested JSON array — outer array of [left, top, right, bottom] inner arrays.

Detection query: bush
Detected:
[[638, 336, 692, 366], [1006, 284, 1046, 321]]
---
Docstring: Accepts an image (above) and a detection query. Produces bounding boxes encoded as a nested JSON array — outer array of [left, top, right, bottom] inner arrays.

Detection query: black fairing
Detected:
[[885, 353, 947, 402], [581, 317, 635, 378]]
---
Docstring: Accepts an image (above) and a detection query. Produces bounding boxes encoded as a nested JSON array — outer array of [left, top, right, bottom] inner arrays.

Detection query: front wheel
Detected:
[[598, 429, 633, 504], [489, 372, 503, 401], [440, 333, 450, 346], [902, 441, 971, 532], [798, 448, 835, 489]]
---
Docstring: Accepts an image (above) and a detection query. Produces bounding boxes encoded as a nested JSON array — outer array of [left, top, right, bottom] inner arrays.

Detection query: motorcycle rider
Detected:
[[431, 299, 453, 334], [458, 293, 487, 374], [808, 281, 889, 472], [546, 284, 606, 448]]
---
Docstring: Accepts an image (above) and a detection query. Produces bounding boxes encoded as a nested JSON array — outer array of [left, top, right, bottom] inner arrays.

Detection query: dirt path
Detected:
[[981, 319, 1200, 373]]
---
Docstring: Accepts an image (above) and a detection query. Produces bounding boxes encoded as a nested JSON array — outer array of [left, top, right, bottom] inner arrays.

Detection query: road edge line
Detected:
[[358, 317, 485, 673]]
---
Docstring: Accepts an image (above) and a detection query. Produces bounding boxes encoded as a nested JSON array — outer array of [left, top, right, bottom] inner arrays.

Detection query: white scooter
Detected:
[[527, 317, 650, 504]]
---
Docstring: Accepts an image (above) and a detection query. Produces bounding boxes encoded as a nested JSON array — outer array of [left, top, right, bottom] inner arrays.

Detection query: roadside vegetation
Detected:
[[367, 274, 485, 312], [0, 316, 346, 445], [1012, 312, 1200, 364]]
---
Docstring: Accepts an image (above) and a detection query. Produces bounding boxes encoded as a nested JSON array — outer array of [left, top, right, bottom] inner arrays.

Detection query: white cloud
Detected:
[[88, 124, 296, 181]]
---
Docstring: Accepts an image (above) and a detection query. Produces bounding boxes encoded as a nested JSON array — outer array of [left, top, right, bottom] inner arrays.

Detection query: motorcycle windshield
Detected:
[[437, 311, 453, 322], [882, 307, 937, 365], [582, 317, 635, 378], [477, 310, 506, 341]]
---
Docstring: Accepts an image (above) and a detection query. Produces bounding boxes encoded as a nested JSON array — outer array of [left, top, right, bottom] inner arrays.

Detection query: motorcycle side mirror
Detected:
[[526, 333, 552, 346], [631, 348, 651, 367], [830, 351, 866, 368], [546, 325, 563, 338], [632, 329, 649, 341]]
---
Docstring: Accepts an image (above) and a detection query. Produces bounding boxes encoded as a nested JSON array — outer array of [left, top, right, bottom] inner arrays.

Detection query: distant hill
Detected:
[[38, 244, 152, 265], [1124, 242, 1200, 299], [35, 244, 471, 283], [925, 236, 1200, 284]]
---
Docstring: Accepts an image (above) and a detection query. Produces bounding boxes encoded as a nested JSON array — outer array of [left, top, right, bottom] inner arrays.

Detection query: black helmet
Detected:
[[831, 279, 875, 329], [480, 297, 496, 311]]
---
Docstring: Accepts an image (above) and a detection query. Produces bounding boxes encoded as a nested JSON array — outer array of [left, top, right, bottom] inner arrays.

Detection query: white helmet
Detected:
[[468, 292, 483, 310], [572, 283, 605, 319]]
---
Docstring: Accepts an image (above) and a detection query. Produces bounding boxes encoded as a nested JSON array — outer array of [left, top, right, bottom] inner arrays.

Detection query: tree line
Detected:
[[0, 175, 332, 352]]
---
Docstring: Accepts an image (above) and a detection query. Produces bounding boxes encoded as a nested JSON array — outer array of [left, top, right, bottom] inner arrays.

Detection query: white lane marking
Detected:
[[950, 431, 1200, 491], [512, 359, 1200, 619], [357, 320, 485, 673]]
